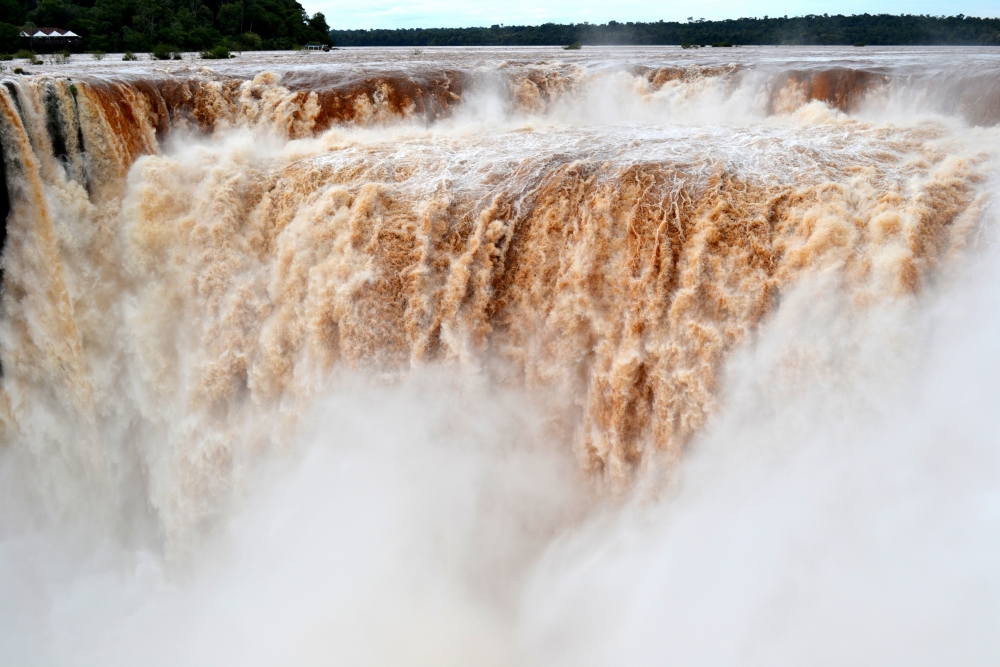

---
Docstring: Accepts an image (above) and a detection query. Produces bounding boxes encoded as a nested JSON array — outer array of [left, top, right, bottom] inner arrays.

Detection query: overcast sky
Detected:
[[301, 0, 999, 30]]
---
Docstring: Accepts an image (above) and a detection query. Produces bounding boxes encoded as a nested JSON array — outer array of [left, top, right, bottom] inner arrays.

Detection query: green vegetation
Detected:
[[330, 14, 1000, 47], [200, 45, 230, 59], [0, 0, 332, 53], [152, 43, 176, 60], [0, 9, 995, 56], [563, 42, 580, 50], [0, 17, 18, 52], [121, 50, 136, 61]]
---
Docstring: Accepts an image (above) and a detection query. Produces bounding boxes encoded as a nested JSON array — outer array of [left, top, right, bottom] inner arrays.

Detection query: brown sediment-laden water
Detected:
[[0, 46, 998, 665]]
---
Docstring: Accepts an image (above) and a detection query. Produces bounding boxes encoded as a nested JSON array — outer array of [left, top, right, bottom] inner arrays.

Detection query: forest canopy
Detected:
[[330, 14, 1000, 47], [2, 9, 999, 54], [0, 0, 332, 53]]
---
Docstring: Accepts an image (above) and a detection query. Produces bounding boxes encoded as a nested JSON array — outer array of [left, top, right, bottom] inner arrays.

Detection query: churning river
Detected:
[[0, 45, 999, 665]]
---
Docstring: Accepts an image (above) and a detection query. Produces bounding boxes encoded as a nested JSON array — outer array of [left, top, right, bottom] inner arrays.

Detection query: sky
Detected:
[[301, 0, 1000, 30]]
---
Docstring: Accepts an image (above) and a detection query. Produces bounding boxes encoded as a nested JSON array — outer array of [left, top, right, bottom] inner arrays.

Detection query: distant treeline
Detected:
[[0, 0, 332, 54], [330, 14, 1000, 47]]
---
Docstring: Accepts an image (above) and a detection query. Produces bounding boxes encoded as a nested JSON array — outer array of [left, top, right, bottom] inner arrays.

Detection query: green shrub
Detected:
[[711, 41, 733, 47], [854, 41, 866, 47], [152, 43, 177, 60], [238, 31, 262, 51], [90, 51, 105, 60], [122, 51, 138, 61], [563, 42, 581, 50], [200, 45, 231, 60], [0, 53, 12, 61], [14, 49, 33, 59]]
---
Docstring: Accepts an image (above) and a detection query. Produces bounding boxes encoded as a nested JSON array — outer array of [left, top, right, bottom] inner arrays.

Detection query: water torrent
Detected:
[[0, 46, 998, 665]]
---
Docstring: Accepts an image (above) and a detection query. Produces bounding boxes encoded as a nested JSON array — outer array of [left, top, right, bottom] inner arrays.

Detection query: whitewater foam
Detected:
[[0, 46, 998, 665]]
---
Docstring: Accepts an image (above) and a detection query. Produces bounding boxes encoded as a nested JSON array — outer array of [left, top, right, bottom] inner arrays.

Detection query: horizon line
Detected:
[[327, 13, 1000, 31]]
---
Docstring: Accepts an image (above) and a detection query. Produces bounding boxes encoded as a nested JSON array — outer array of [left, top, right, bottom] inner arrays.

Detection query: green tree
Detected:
[[30, 0, 80, 27], [218, 2, 243, 36], [131, 0, 167, 44], [0, 21, 19, 52], [308, 11, 328, 38], [0, 0, 25, 27]]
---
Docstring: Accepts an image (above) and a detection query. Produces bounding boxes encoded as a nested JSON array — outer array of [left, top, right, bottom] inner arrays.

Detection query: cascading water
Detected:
[[0, 46, 998, 666]]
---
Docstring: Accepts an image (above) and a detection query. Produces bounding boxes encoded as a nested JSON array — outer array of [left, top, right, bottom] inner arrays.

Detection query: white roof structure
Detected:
[[21, 27, 81, 39]]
